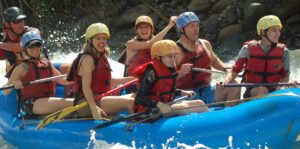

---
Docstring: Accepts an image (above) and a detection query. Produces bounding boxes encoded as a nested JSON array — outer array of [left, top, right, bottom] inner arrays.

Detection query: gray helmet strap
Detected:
[[8, 22, 22, 37]]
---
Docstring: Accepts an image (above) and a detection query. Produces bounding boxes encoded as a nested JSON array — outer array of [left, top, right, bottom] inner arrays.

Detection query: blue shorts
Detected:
[[192, 85, 215, 104]]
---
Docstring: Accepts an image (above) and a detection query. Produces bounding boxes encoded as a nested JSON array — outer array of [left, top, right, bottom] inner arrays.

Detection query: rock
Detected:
[[212, 0, 232, 13], [115, 5, 152, 28], [271, 0, 300, 18], [295, 37, 300, 47], [170, 0, 183, 7], [242, 2, 266, 30], [289, 23, 300, 37], [287, 14, 300, 24], [203, 14, 220, 32], [236, 7, 242, 18], [218, 33, 250, 61], [188, 0, 212, 12], [226, 6, 238, 24], [218, 23, 243, 41]]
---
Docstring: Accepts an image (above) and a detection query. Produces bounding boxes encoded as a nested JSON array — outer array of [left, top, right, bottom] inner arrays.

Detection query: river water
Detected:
[[0, 46, 300, 148]]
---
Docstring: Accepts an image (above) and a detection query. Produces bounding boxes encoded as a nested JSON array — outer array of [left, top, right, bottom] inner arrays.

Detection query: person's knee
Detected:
[[227, 87, 241, 97], [251, 86, 268, 96], [192, 100, 206, 106], [187, 100, 209, 112]]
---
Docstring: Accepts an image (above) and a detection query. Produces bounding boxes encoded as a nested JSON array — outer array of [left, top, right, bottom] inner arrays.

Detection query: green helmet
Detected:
[[3, 7, 27, 22]]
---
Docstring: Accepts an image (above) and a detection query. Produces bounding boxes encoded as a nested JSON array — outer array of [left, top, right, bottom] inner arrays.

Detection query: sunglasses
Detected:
[[12, 20, 24, 24], [27, 43, 42, 49]]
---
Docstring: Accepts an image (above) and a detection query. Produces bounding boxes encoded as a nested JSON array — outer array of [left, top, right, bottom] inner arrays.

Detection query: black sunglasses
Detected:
[[12, 20, 24, 24], [27, 43, 42, 49]]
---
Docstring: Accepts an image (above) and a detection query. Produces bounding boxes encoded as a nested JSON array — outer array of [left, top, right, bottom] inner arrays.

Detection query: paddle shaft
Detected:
[[192, 68, 243, 78], [0, 74, 67, 91], [93, 79, 137, 100], [224, 82, 300, 88], [90, 95, 189, 131]]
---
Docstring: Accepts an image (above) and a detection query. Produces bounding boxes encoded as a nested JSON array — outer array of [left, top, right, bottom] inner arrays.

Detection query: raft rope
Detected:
[[176, 92, 300, 111], [126, 116, 156, 127]]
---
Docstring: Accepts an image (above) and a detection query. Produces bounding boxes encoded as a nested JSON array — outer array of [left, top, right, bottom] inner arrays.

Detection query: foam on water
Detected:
[[87, 134, 270, 149]]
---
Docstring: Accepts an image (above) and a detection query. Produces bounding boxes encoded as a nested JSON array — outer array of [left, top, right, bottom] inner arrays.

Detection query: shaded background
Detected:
[[1, 0, 300, 61]]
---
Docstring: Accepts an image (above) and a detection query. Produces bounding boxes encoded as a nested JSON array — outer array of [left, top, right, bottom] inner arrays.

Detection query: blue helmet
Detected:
[[176, 12, 200, 31], [22, 31, 43, 49]]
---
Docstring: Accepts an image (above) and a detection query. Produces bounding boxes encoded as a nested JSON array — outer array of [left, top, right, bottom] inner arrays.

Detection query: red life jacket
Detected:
[[126, 48, 152, 76], [176, 42, 212, 89], [133, 60, 177, 112], [244, 40, 285, 84], [69, 53, 112, 98], [6, 59, 56, 100]]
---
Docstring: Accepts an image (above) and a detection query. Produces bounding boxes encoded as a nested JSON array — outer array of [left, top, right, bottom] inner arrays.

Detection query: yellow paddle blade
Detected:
[[36, 101, 88, 130]]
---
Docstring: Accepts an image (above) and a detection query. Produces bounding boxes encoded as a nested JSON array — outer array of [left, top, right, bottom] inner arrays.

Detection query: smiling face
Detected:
[[264, 25, 281, 43], [91, 33, 108, 53], [136, 23, 152, 40], [161, 53, 176, 68], [26, 41, 42, 58], [182, 22, 200, 42]]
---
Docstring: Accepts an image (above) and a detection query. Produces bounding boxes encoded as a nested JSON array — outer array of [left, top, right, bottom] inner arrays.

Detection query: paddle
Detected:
[[192, 68, 243, 77], [0, 74, 67, 91], [36, 79, 138, 130], [176, 92, 300, 111], [90, 95, 189, 131], [224, 82, 300, 88]]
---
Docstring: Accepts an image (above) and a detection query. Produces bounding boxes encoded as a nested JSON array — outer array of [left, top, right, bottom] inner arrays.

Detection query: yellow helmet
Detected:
[[151, 40, 179, 59], [85, 23, 110, 42], [135, 15, 154, 30], [257, 15, 282, 35]]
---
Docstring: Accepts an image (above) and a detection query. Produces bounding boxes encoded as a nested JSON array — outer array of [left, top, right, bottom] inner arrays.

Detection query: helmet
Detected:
[[3, 7, 27, 22], [151, 40, 179, 59], [176, 12, 200, 31], [22, 31, 43, 49], [257, 15, 282, 35], [135, 15, 154, 30], [85, 23, 110, 42]]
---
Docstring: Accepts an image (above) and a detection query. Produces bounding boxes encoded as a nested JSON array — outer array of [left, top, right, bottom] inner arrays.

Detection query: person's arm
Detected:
[[2, 63, 28, 95], [223, 71, 239, 85], [202, 40, 227, 71], [126, 16, 177, 51], [177, 63, 193, 80], [135, 67, 158, 108], [80, 56, 106, 119], [0, 42, 22, 52], [52, 65, 74, 85], [280, 47, 290, 82], [223, 45, 249, 84]]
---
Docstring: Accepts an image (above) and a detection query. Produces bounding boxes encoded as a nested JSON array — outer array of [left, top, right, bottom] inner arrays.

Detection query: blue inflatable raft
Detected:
[[1, 87, 300, 149]]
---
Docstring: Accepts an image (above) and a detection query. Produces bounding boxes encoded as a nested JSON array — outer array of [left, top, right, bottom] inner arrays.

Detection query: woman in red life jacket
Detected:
[[67, 23, 135, 120], [3, 31, 74, 117], [124, 15, 177, 77], [222, 15, 295, 98], [133, 40, 209, 115]]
